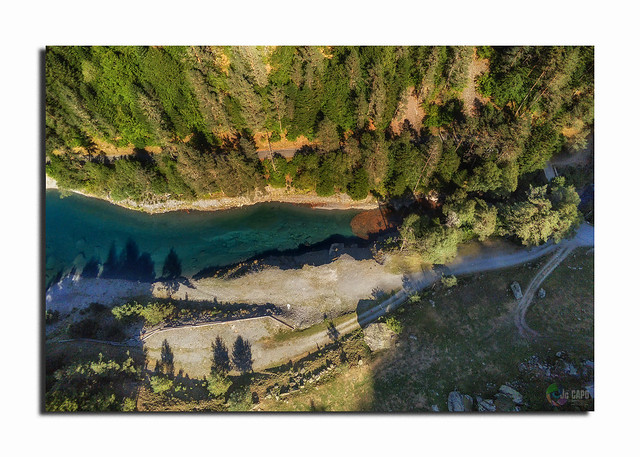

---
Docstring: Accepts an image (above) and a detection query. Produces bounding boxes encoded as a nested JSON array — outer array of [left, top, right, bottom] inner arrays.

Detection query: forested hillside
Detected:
[[46, 45, 592, 249]]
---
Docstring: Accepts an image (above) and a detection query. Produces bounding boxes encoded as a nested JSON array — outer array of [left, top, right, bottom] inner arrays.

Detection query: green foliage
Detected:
[[227, 386, 253, 411], [45, 353, 139, 412], [441, 275, 458, 288], [206, 371, 232, 398], [423, 99, 462, 128], [112, 301, 175, 326], [518, 122, 560, 174], [399, 214, 463, 265], [67, 318, 99, 339], [384, 316, 403, 334], [500, 177, 582, 246], [46, 46, 593, 218], [150, 375, 174, 394], [472, 199, 498, 241], [347, 168, 370, 200]]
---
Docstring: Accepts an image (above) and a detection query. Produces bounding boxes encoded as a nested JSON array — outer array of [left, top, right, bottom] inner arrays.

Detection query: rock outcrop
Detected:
[[447, 391, 466, 412], [363, 323, 397, 352], [510, 281, 523, 300], [499, 385, 524, 405]]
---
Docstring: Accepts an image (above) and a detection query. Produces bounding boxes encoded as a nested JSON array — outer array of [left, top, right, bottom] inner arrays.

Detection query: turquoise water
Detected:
[[45, 190, 361, 283]]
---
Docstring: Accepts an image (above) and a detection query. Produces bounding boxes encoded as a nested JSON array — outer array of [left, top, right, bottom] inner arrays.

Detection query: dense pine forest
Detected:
[[46, 45, 593, 253]]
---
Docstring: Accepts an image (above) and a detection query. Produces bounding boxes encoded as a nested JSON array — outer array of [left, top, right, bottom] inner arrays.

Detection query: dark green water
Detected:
[[45, 190, 361, 283]]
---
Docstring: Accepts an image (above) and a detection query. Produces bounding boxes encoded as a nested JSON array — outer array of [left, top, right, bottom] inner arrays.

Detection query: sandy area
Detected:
[[167, 254, 403, 327], [46, 254, 403, 327], [144, 316, 290, 378]]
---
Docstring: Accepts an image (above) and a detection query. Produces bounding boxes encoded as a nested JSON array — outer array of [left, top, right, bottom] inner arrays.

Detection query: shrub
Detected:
[[441, 275, 458, 288], [227, 386, 253, 411], [149, 375, 174, 394], [112, 301, 175, 326], [206, 371, 232, 398], [122, 397, 136, 412], [384, 316, 403, 334]]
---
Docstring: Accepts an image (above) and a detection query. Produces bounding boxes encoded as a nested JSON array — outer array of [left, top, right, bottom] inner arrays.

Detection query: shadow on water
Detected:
[[102, 238, 155, 281], [192, 233, 375, 280]]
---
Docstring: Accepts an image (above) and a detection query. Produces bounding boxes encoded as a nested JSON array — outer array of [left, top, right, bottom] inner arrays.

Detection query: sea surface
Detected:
[[45, 190, 361, 284]]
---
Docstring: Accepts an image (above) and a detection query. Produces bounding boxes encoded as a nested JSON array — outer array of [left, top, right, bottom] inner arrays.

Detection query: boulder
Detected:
[[510, 282, 523, 300], [499, 385, 524, 405], [363, 323, 397, 352], [494, 394, 517, 412], [447, 391, 466, 412], [476, 397, 497, 412], [538, 288, 546, 298]]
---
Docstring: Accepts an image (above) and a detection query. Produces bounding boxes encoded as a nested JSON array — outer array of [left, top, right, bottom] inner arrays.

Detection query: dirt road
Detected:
[[228, 224, 594, 371], [514, 246, 573, 338]]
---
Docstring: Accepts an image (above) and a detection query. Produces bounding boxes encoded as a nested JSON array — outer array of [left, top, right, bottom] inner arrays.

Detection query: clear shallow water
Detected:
[[45, 190, 361, 284]]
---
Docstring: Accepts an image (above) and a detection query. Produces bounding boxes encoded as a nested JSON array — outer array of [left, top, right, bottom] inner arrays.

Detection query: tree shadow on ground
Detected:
[[326, 320, 340, 342], [232, 336, 253, 374], [155, 339, 174, 377]]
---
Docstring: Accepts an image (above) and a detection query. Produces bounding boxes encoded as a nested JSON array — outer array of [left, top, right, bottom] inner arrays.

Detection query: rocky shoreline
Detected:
[[45, 175, 379, 214]]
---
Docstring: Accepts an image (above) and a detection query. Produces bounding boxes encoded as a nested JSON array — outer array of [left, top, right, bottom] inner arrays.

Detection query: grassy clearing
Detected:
[[257, 248, 594, 411], [527, 247, 594, 342]]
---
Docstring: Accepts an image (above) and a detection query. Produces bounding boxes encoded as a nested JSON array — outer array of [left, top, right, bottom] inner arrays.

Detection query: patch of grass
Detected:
[[527, 247, 594, 342]]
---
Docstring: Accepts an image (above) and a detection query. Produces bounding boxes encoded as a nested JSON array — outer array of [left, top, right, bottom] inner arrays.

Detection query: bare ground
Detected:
[[144, 316, 291, 378], [461, 49, 490, 117], [390, 87, 426, 135]]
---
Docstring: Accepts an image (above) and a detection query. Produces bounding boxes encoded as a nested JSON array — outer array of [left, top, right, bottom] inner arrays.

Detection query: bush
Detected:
[[112, 301, 175, 326], [384, 316, 403, 334], [122, 397, 136, 412], [441, 275, 458, 288], [45, 354, 139, 412], [227, 386, 253, 411], [206, 371, 232, 398], [149, 375, 174, 394]]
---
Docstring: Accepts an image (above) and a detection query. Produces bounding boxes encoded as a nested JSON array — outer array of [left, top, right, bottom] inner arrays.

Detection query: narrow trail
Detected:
[[514, 246, 573, 338]]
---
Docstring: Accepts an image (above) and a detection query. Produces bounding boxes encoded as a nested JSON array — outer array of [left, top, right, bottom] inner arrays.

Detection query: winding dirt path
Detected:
[[514, 246, 573, 338]]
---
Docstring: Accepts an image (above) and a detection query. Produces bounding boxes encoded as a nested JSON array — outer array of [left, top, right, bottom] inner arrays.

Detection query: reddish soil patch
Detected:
[[350, 207, 399, 240]]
